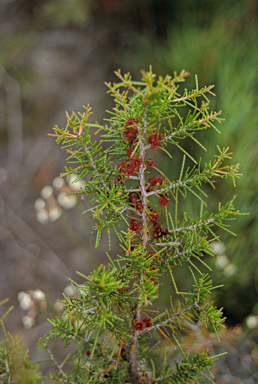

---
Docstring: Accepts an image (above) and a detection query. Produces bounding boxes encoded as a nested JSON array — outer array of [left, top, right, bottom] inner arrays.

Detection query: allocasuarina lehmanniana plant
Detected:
[[43, 68, 242, 383]]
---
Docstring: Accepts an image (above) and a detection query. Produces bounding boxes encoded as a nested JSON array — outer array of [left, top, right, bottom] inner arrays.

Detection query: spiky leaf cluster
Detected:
[[0, 300, 41, 384]]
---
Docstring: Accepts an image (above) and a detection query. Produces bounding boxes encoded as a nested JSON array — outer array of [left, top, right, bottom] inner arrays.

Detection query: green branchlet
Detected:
[[0, 300, 41, 384]]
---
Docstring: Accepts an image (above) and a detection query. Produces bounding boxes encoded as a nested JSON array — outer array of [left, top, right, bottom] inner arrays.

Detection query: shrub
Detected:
[[38, 68, 243, 383]]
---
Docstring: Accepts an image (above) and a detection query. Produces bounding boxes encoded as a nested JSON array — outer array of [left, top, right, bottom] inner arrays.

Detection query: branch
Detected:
[[146, 178, 195, 197], [143, 110, 222, 151], [140, 302, 199, 335], [77, 135, 110, 190], [146, 159, 239, 199], [127, 114, 150, 384], [172, 218, 215, 233], [57, 326, 128, 369], [154, 362, 198, 382], [171, 85, 215, 103], [156, 242, 207, 264], [41, 340, 76, 384]]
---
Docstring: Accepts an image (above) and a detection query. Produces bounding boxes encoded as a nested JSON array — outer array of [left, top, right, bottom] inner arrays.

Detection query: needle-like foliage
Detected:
[[43, 68, 243, 383], [0, 300, 41, 383]]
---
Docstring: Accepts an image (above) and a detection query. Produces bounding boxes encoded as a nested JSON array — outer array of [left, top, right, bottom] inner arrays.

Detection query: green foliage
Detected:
[[42, 68, 243, 383], [153, 0, 258, 324], [0, 300, 41, 384], [43, 0, 94, 27]]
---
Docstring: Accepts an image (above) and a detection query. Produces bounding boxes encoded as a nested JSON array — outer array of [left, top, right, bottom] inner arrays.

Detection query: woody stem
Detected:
[[128, 115, 149, 384]]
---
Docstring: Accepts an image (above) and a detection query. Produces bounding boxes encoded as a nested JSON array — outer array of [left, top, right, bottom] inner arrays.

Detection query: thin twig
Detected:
[[42, 340, 76, 384]]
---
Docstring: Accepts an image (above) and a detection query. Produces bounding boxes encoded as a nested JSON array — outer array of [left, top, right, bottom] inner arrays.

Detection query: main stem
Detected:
[[128, 115, 149, 384]]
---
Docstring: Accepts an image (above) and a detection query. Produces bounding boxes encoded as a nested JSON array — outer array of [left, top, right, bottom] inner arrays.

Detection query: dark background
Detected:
[[0, 0, 258, 380]]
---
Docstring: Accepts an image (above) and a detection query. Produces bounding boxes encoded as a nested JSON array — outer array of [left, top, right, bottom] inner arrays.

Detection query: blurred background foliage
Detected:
[[139, 0, 258, 328], [0, 0, 258, 380]]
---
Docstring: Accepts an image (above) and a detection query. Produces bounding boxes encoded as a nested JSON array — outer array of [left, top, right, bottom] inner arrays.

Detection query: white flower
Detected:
[[210, 241, 225, 256], [246, 316, 258, 329], [54, 301, 64, 312], [22, 316, 35, 330], [223, 264, 237, 277], [215, 255, 229, 269], [64, 285, 74, 296], [67, 174, 84, 191], [41, 185, 53, 199], [52, 177, 65, 189], [33, 289, 45, 301], [57, 192, 77, 209], [18, 292, 33, 310], [36, 209, 49, 224], [49, 207, 62, 221], [17, 291, 27, 301], [34, 198, 46, 211]]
